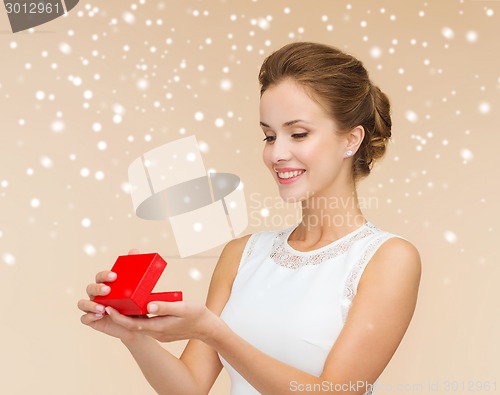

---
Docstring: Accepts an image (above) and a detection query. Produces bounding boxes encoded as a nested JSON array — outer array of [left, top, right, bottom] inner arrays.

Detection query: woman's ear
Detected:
[[345, 125, 365, 156]]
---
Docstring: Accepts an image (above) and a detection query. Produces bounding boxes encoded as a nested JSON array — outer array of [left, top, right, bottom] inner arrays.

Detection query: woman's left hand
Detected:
[[104, 301, 219, 343]]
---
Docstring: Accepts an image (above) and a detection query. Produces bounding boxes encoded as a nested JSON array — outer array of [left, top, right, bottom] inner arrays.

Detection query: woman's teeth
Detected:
[[277, 170, 305, 179]]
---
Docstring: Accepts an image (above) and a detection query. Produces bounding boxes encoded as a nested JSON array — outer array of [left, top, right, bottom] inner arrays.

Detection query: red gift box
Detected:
[[94, 253, 182, 315]]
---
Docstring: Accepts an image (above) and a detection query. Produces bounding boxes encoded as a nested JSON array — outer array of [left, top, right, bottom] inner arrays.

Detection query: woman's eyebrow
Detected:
[[259, 119, 309, 128]]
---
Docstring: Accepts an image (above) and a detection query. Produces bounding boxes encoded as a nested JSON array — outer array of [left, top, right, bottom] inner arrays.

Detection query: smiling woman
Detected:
[[78, 42, 421, 395]]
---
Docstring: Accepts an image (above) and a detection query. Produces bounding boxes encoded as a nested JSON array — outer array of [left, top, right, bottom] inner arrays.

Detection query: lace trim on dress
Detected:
[[341, 233, 394, 323], [270, 223, 379, 270], [244, 232, 260, 260]]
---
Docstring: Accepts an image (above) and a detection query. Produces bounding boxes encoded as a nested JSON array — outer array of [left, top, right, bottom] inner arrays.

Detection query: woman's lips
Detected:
[[276, 169, 306, 184]]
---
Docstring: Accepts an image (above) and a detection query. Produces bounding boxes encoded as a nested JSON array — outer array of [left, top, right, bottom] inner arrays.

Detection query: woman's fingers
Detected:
[[88, 271, 117, 299], [78, 299, 107, 328], [105, 306, 146, 331], [79, 297, 107, 326], [95, 270, 117, 284], [147, 301, 185, 316], [77, 298, 106, 315], [85, 282, 111, 298], [80, 312, 104, 325], [107, 308, 178, 343]]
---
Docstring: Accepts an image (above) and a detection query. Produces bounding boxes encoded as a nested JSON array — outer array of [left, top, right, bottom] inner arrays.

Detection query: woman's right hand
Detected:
[[77, 249, 140, 341]]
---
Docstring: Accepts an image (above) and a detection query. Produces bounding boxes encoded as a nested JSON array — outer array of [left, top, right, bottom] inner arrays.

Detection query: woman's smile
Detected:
[[275, 167, 307, 184]]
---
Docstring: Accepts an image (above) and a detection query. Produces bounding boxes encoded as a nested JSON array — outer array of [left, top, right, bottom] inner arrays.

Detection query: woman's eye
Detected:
[[292, 132, 308, 139], [262, 136, 276, 142]]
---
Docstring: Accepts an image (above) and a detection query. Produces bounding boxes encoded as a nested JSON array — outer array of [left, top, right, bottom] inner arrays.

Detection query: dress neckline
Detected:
[[284, 221, 371, 255]]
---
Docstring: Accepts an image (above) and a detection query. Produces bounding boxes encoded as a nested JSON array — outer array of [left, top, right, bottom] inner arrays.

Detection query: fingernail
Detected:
[[108, 272, 117, 280], [101, 285, 110, 293], [95, 305, 104, 313], [148, 303, 158, 313], [105, 307, 113, 315], [95, 313, 103, 319]]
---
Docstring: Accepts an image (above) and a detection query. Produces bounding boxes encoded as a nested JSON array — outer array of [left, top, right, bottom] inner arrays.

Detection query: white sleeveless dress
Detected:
[[219, 221, 404, 395]]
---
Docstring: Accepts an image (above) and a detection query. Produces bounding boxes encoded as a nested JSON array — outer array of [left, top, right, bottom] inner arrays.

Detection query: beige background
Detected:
[[0, 1, 499, 394]]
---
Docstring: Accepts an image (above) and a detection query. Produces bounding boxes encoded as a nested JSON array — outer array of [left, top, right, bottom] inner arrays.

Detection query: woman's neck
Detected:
[[292, 187, 366, 244]]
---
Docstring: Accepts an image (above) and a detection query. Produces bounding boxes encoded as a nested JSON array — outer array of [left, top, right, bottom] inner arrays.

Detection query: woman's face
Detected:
[[260, 79, 352, 203]]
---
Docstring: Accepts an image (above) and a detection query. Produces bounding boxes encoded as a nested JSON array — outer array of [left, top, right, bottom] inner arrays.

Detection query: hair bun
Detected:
[[353, 84, 392, 180]]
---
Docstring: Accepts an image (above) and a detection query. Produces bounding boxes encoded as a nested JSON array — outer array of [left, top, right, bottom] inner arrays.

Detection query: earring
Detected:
[[346, 150, 353, 157]]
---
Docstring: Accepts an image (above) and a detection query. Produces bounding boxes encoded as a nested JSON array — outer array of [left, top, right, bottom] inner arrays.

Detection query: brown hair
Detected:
[[259, 42, 392, 181]]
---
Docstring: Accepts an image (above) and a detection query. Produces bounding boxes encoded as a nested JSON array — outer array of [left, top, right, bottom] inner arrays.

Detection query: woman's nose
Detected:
[[270, 137, 292, 163]]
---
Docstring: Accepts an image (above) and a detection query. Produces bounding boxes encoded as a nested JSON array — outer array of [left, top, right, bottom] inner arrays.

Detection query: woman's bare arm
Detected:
[[118, 234, 252, 395]]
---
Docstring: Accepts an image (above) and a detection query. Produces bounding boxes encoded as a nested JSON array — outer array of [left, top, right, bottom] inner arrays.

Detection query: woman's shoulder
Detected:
[[214, 233, 256, 276], [382, 235, 420, 253], [366, 222, 420, 259], [358, 235, 422, 290], [377, 236, 421, 267], [221, 233, 254, 257]]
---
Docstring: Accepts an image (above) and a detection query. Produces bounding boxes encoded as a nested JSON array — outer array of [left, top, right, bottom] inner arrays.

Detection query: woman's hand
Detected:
[[104, 300, 221, 344], [77, 249, 142, 342]]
